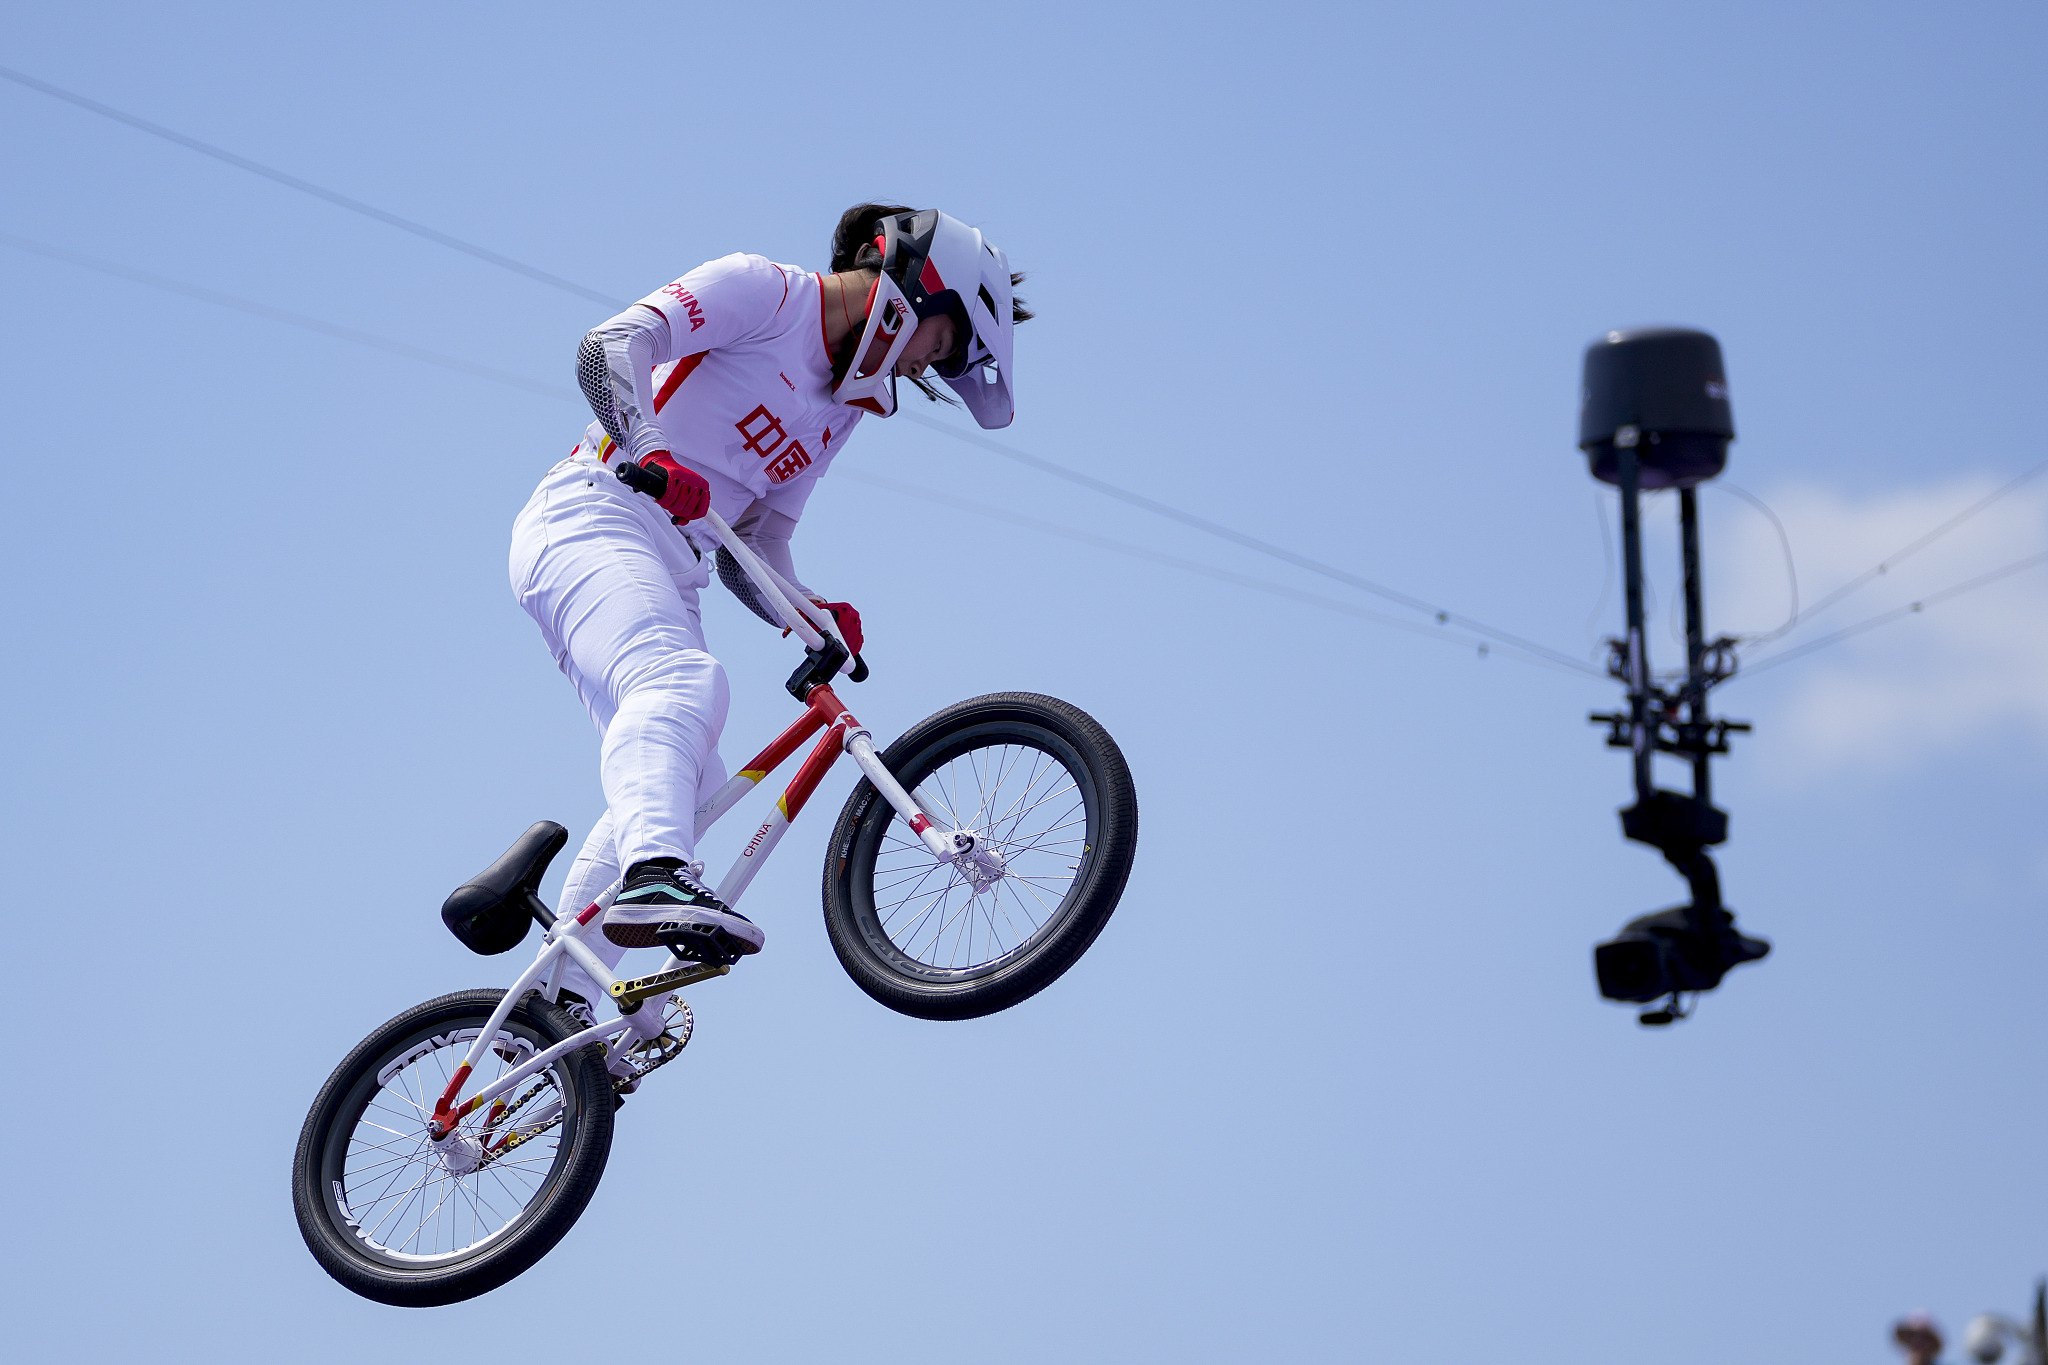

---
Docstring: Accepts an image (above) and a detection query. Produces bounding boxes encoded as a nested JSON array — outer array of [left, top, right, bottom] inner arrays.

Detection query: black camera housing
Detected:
[[1594, 904, 1771, 1004], [1580, 327, 1734, 490]]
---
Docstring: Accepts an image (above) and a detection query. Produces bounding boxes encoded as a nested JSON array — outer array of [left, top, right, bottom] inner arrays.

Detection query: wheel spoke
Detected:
[[337, 1025, 569, 1264], [858, 740, 1095, 974]]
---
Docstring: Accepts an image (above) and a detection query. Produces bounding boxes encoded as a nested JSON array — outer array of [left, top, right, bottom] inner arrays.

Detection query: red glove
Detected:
[[642, 451, 710, 522], [810, 599, 863, 656]]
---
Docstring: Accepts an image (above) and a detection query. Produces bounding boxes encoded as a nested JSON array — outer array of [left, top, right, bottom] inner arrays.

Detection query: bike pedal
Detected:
[[653, 924, 744, 967]]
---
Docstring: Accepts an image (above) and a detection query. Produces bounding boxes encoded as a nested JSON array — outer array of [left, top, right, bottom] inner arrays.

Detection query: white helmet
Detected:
[[831, 208, 1017, 429]]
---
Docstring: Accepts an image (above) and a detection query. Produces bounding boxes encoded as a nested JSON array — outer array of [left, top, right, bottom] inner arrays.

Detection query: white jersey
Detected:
[[574, 253, 864, 561]]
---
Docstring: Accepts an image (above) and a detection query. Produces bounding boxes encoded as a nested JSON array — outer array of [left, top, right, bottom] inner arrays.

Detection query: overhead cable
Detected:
[[1791, 456, 2048, 627], [1711, 482, 1799, 643], [0, 232, 581, 400], [6, 229, 2026, 685], [5, 66, 1603, 675], [1736, 548, 2048, 678], [899, 411, 1604, 677], [0, 64, 627, 308], [837, 469, 1595, 679], [0, 229, 1589, 678], [22, 60, 2042, 686]]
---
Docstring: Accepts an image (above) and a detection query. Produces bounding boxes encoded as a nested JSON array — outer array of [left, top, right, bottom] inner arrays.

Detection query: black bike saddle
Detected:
[[440, 821, 568, 955]]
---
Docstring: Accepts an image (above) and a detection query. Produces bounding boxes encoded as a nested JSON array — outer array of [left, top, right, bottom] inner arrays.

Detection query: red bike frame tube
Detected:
[[779, 718, 848, 821], [430, 691, 862, 1138], [737, 703, 830, 783], [797, 682, 927, 836], [779, 683, 866, 820], [803, 682, 850, 725], [430, 1065, 471, 1138]]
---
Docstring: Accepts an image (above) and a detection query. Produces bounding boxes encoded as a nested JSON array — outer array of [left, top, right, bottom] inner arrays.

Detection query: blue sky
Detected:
[[2, 2, 2044, 1361]]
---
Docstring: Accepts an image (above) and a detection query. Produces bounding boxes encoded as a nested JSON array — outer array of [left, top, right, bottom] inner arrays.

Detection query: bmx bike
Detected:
[[291, 470, 1139, 1306]]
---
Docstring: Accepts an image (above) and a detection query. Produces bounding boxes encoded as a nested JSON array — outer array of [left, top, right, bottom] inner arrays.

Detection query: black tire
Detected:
[[823, 692, 1137, 1020], [292, 989, 613, 1306]]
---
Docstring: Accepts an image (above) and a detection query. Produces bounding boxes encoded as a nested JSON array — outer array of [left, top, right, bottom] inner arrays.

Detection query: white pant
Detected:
[[510, 455, 731, 998]]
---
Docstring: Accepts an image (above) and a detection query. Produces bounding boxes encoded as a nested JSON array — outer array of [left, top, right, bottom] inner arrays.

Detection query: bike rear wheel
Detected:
[[292, 989, 613, 1306], [823, 692, 1138, 1020]]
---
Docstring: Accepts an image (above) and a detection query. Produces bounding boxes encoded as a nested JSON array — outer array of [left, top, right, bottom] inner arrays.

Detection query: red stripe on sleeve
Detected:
[[652, 352, 708, 413]]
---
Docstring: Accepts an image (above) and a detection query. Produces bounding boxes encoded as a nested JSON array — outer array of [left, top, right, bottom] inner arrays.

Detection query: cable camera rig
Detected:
[[1579, 328, 1770, 1025]]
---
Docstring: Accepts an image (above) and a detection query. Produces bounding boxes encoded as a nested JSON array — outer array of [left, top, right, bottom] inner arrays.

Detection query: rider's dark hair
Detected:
[[831, 201, 1034, 325], [831, 202, 912, 273]]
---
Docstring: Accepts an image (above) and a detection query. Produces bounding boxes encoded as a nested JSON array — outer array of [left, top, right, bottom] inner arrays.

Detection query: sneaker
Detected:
[[602, 857, 765, 961]]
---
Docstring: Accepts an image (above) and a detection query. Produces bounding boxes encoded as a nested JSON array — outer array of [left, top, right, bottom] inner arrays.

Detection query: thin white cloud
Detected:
[[1699, 475, 2048, 774]]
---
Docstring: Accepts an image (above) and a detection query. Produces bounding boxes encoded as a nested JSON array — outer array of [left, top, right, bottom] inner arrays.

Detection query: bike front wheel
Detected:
[[823, 692, 1138, 1020], [291, 989, 613, 1306]]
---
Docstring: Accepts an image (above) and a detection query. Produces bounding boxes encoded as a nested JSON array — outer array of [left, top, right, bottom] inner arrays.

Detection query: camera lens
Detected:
[[1595, 936, 1673, 1003]]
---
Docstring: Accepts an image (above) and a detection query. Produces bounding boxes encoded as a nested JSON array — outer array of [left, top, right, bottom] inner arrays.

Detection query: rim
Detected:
[[328, 1020, 571, 1268], [867, 738, 1092, 976]]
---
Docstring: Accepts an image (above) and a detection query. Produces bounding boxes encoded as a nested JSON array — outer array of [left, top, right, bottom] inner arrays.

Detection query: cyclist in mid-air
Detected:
[[509, 203, 1029, 1008]]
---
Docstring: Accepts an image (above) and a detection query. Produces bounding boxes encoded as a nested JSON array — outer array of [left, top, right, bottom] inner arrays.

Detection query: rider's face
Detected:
[[893, 314, 958, 378]]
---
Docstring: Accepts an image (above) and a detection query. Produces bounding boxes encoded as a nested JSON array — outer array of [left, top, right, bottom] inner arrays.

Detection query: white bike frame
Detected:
[[425, 508, 967, 1143]]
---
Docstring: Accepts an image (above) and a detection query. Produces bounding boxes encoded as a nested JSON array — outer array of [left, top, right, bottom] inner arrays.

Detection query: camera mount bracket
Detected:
[[1585, 434, 1770, 1020]]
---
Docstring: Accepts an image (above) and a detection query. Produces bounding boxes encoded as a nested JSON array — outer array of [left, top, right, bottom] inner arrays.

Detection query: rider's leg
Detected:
[[513, 459, 759, 970], [513, 458, 725, 862], [554, 811, 621, 1007], [552, 747, 732, 1004]]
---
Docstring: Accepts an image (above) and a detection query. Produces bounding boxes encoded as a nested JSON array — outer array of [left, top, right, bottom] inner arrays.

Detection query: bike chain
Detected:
[[474, 998, 694, 1170]]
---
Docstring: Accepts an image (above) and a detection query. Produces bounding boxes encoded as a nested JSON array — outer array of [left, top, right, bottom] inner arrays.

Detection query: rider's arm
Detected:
[[577, 304, 672, 463], [718, 500, 813, 627], [740, 481, 862, 654], [576, 253, 791, 463], [730, 503, 813, 598]]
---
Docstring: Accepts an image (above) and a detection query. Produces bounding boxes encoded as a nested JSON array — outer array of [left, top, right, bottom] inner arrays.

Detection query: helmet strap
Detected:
[[831, 269, 916, 417]]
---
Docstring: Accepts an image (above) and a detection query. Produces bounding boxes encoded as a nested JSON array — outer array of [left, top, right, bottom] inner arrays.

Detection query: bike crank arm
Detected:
[[442, 962, 723, 1135], [609, 961, 730, 1009]]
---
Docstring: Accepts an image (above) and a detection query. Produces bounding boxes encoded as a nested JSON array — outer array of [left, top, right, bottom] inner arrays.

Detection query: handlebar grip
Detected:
[[849, 653, 869, 683], [614, 459, 667, 499]]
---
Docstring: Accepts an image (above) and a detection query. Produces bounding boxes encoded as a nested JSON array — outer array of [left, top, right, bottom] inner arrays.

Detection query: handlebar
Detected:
[[615, 460, 867, 684], [612, 456, 667, 499]]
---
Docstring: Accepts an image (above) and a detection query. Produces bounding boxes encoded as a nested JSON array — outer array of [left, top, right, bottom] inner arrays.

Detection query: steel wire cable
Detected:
[[0, 64, 627, 308], [898, 412, 1604, 676], [1733, 548, 2048, 679], [1789, 457, 2048, 627], [19, 60, 2046, 685], [0, 233, 1577, 675], [1712, 482, 1799, 643], [0, 232, 579, 400], [9, 228, 2032, 685], [3, 63, 1604, 676], [24, 65, 2037, 685], [837, 470, 1598, 679]]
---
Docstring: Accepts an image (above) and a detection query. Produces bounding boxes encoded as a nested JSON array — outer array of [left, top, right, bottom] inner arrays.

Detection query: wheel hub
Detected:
[[948, 829, 1008, 893], [435, 1131, 484, 1176]]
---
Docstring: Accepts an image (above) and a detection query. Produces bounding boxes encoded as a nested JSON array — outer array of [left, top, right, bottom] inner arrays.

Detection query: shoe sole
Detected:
[[654, 922, 760, 963], [603, 907, 765, 954]]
